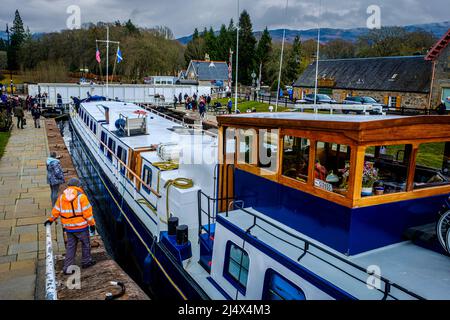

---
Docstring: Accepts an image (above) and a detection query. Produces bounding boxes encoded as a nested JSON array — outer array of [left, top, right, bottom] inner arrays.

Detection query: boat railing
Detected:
[[142, 105, 218, 138], [226, 206, 425, 300], [198, 188, 425, 300]]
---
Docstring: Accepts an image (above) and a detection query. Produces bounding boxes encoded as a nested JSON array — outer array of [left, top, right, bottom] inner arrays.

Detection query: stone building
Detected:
[[426, 28, 450, 109], [293, 56, 433, 109], [293, 29, 450, 110]]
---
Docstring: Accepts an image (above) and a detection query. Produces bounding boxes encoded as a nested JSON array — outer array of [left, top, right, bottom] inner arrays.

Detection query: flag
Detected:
[[117, 47, 123, 63], [95, 49, 101, 63]]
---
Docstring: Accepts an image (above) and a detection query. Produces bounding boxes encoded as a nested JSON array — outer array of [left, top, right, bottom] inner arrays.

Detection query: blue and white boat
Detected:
[[68, 98, 450, 300]]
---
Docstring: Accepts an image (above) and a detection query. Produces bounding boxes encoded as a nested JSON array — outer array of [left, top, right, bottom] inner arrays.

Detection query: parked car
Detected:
[[300, 94, 337, 104], [342, 96, 385, 114]]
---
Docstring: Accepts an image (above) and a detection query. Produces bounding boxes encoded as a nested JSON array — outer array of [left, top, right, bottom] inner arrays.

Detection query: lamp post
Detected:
[[5, 23, 13, 94]]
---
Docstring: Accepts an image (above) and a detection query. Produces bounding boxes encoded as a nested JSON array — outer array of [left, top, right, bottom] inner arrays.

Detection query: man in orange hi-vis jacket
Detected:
[[44, 178, 96, 274]]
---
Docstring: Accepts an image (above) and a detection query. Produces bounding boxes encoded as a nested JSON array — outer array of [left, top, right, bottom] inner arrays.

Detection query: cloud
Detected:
[[0, 0, 447, 37]]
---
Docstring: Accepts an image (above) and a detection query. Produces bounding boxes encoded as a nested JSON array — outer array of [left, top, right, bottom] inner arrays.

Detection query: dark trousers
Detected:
[[63, 229, 92, 272], [17, 116, 24, 129]]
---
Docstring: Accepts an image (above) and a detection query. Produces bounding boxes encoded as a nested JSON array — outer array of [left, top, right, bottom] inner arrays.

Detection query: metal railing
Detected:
[[142, 104, 218, 138], [45, 224, 57, 300]]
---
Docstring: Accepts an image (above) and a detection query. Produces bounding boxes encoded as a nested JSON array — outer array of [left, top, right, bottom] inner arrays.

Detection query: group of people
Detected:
[[173, 93, 213, 119], [0, 93, 44, 129]]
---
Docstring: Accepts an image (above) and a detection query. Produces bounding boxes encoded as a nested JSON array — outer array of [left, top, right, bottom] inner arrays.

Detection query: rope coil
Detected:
[[163, 178, 194, 222]]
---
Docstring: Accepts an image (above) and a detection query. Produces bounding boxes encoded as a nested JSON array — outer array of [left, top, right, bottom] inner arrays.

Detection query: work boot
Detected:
[[82, 260, 96, 269]]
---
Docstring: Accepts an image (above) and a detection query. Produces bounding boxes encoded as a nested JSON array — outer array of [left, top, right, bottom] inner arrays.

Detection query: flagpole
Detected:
[[275, 0, 289, 112], [234, 0, 239, 113], [106, 26, 109, 100]]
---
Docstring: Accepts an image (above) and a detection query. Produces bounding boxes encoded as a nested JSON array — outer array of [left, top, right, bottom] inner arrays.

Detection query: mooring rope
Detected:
[[163, 178, 194, 223]]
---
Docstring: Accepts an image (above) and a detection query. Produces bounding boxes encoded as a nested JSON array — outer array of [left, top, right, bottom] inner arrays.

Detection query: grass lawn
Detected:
[[0, 131, 10, 159], [212, 98, 288, 113]]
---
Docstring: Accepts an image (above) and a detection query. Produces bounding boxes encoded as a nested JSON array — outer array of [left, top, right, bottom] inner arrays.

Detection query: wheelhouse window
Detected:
[[107, 138, 116, 161], [263, 270, 306, 300], [237, 129, 257, 165], [314, 141, 351, 195], [224, 242, 250, 294], [258, 130, 278, 172], [282, 136, 310, 183], [361, 144, 411, 196], [142, 166, 152, 193], [414, 142, 450, 189]]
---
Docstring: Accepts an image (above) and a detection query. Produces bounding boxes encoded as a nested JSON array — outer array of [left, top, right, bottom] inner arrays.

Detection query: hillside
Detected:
[[177, 21, 450, 44]]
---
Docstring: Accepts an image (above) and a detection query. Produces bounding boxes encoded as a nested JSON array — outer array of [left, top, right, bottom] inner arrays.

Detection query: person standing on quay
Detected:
[[44, 178, 96, 274], [46, 151, 65, 207], [31, 104, 41, 128], [13, 98, 25, 129]]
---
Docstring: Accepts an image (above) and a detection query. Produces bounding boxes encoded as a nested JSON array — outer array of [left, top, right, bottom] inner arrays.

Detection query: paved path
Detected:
[[0, 113, 65, 300]]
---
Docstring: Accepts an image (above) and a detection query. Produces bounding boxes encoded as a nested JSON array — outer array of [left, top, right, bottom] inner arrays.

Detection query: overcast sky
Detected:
[[0, 0, 448, 38]]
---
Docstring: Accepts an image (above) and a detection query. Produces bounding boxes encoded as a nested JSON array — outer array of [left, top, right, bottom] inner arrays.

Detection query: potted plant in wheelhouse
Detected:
[[362, 162, 379, 196]]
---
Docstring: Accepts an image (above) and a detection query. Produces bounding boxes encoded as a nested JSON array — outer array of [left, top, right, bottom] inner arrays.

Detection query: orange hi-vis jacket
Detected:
[[49, 186, 95, 233]]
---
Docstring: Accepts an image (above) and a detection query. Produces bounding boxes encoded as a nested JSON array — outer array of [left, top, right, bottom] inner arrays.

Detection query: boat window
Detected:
[[258, 130, 278, 172], [414, 142, 450, 190], [361, 144, 411, 196], [314, 141, 351, 195], [262, 269, 306, 300], [117, 146, 127, 174], [93, 123, 97, 135], [89, 119, 93, 131], [224, 127, 236, 165], [237, 129, 257, 165], [142, 166, 152, 193], [107, 138, 116, 161], [224, 242, 250, 294], [282, 136, 310, 183], [100, 132, 106, 152]]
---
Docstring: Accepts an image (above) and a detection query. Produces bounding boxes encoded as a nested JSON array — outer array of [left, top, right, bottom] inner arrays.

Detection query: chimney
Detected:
[[103, 106, 110, 124]]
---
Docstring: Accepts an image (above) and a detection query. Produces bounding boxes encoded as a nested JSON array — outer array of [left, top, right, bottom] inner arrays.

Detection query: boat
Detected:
[[68, 99, 450, 300]]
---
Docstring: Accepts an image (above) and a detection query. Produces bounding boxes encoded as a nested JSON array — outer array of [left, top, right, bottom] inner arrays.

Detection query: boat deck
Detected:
[[220, 207, 450, 300]]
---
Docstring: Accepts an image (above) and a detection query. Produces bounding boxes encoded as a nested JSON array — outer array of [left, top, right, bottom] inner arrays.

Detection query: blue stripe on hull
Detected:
[[67, 120, 209, 300]]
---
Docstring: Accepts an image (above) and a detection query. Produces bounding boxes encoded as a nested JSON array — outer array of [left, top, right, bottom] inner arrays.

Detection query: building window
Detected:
[[224, 242, 250, 294], [388, 96, 397, 108], [314, 141, 351, 195], [414, 142, 450, 189], [282, 136, 310, 183], [262, 269, 306, 300], [142, 166, 152, 194], [361, 145, 411, 196]]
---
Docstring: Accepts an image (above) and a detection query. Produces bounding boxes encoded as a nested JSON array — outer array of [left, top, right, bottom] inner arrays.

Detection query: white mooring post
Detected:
[[45, 224, 57, 300]]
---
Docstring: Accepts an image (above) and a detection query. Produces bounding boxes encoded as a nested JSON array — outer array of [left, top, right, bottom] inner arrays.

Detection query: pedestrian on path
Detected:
[[31, 104, 41, 128], [47, 151, 65, 206], [13, 100, 25, 129], [44, 178, 97, 274]]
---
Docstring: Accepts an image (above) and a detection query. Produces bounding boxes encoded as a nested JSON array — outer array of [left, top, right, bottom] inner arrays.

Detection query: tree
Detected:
[[204, 27, 218, 60], [356, 26, 407, 57], [322, 39, 355, 59], [184, 37, 205, 65], [283, 35, 302, 84], [217, 24, 232, 61], [124, 19, 139, 35], [237, 10, 257, 85], [8, 9, 26, 70], [255, 27, 272, 84]]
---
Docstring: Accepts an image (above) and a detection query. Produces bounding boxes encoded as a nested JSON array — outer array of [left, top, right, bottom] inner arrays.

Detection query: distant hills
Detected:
[[177, 21, 450, 44]]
